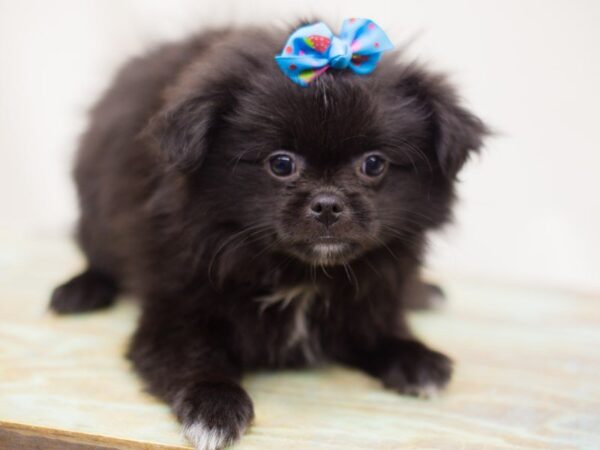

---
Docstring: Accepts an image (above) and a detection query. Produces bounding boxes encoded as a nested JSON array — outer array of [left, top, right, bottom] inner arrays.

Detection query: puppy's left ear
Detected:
[[427, 79, 489, 179], [397, 68, 489, 179]]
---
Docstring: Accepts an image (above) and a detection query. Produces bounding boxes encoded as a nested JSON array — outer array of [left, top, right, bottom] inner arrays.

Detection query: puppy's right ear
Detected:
[[145, 93, 222, 173]]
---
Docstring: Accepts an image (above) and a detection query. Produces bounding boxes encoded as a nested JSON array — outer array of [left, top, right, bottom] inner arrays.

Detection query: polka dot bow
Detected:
[[275, 18, 393, 86]]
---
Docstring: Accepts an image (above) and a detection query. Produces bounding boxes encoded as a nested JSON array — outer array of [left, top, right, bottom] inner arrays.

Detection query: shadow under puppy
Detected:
[[50, 18, 487, 450]]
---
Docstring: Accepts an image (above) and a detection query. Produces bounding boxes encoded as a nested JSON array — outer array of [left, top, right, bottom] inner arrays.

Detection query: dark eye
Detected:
[[269, 153, 296, 177], [361, 154, 387, 177]]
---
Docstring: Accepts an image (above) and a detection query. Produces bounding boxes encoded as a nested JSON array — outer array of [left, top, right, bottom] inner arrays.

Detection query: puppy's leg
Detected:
[[49, 269, 118, 314], [402, 276, 446, 310], [337, 337, 453, 398], [128, 303, 253, 450]]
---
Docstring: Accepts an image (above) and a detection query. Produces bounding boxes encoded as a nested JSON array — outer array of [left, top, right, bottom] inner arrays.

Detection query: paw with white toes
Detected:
[[379, 340, 453, 398], [175, 381, 254, 450]]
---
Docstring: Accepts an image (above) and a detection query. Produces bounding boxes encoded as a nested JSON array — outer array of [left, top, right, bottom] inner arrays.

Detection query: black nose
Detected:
[[309, 194, 344, 227]]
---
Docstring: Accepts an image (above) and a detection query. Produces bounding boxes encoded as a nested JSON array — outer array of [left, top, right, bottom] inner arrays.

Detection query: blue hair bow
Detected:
[[275, 18, 393, 86]]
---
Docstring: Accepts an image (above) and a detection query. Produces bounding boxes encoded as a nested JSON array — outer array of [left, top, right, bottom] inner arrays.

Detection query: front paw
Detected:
[[174, 381, 254, 450], [380, 341, 453, 398]]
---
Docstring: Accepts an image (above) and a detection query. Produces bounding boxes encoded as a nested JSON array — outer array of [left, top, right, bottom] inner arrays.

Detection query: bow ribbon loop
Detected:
[[275, 18, 393, 86]]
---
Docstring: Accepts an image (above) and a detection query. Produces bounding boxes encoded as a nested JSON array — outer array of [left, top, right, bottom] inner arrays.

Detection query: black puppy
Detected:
[[50, 20, 486, 450]]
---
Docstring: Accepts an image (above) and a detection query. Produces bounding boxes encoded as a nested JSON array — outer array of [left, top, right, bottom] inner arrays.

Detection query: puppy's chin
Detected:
[[287, 240, 361, 266]]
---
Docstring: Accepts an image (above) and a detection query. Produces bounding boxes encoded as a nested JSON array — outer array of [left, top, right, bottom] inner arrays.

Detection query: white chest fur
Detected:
[[256, 285, 321, 364]]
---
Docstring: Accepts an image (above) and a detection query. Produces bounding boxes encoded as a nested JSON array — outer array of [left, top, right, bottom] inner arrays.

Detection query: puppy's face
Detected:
[[216, 76, 435, 266], [153, 54, 486, 267]]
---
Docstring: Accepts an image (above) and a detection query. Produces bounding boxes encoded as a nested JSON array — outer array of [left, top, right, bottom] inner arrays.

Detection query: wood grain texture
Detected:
[[0, 229, 599, 449]]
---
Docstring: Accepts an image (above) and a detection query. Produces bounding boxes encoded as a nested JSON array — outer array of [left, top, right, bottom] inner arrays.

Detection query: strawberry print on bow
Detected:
[[275, 18, 393, 86]]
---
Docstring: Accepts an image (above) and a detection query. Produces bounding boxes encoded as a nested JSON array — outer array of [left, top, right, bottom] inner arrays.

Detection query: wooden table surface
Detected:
[[1, 230, 599, 449]]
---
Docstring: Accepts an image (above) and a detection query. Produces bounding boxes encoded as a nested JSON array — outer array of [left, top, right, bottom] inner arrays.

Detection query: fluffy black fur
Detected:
[[50, 22, 487, 450]]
